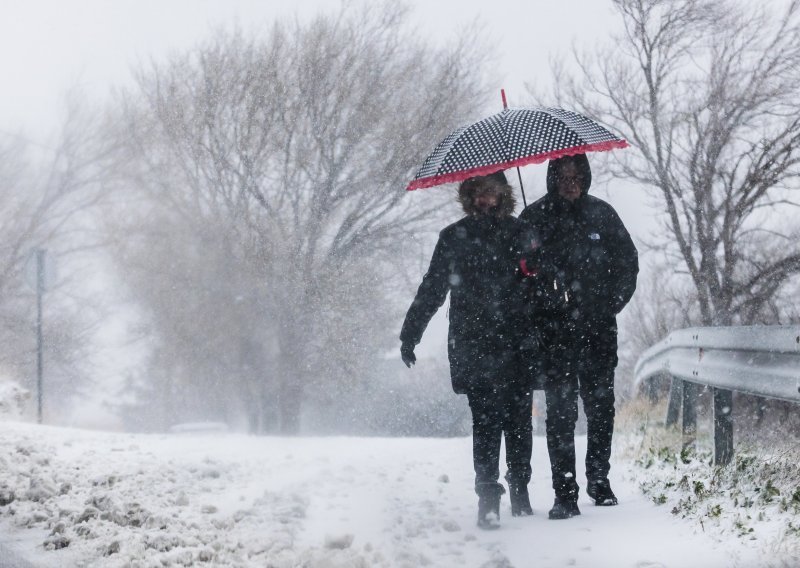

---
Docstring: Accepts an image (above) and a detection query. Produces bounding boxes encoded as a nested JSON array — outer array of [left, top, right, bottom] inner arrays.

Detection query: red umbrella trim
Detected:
[[406, 139, 629, 191]]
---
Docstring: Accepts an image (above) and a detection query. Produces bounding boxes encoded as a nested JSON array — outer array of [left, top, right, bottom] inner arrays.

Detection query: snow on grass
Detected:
[[616, 400, 800, 567], [0, 417, 791, 567]]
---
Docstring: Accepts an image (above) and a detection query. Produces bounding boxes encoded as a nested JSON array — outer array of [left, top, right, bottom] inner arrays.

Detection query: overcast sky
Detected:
[[0, 0, 623, 140]]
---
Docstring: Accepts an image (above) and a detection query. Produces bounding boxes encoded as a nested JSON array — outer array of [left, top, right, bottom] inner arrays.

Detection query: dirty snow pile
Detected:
[[0, 420, 785, 567]]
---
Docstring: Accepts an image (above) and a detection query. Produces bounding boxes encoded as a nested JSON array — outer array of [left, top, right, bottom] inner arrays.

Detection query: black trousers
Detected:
[[466, 381, 533, 494], [543, 322, 618, 500]]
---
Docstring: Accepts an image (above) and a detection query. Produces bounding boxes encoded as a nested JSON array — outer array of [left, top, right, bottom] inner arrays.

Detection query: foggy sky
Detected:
[[0, 0, 622, 140]]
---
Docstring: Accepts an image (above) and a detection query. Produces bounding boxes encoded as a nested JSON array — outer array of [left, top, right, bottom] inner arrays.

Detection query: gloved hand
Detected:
[[518, 247, 547, 279], [400, 342, 416, 368]]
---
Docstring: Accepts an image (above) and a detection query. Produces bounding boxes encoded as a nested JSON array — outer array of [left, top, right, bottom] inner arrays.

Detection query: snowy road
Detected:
[[0, 422, 770, 567], [0, 541, 37, 568]]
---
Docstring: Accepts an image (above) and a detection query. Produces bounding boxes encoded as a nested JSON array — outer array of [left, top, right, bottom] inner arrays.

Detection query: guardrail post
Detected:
[[712, 387, 733, 465], [665, 376, 681, 427], [681, 381, 697, 448], [635, 325, 800, 460]]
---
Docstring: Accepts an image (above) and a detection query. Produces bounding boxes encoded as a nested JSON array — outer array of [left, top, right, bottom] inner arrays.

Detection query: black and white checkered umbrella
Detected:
[[406, 107, 628, 191]]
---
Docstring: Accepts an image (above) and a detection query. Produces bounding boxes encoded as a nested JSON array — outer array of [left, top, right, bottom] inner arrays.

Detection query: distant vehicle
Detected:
[[168, 422, 230, 434], [0, 380, 30, 419]]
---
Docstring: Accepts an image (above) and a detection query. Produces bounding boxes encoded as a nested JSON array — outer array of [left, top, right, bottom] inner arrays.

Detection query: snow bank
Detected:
[[0, 421, 788, 567]]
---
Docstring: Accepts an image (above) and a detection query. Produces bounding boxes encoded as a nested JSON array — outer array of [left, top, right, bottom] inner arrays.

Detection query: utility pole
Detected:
[[35, 248, 46, 424]]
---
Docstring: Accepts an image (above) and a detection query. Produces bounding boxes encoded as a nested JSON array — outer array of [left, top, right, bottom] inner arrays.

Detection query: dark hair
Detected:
[[457, 171, 516, 217], [546, 153, 592, 195]]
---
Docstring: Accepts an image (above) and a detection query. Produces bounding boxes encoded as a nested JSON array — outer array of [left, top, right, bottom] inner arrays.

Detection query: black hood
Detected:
[[546, 153, 592, 196]]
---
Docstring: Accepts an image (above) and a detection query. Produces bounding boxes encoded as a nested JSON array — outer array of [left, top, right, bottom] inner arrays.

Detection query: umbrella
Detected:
[[406, 95, 628, 205]]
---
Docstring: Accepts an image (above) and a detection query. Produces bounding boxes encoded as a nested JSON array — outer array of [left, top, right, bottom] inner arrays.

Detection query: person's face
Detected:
[[556, 161, 583, 202], [473, 188, 500, 213]]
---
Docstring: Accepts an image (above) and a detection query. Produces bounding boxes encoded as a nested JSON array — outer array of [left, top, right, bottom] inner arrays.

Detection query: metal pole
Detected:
[[681, 380, 697, 449], [516, 167, 527, 208], [713, 387, 734, 465], [35, 248, 46, 424], [665, 376, 681, 426]]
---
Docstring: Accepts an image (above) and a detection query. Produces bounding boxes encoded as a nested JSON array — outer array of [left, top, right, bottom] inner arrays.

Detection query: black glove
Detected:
[[400, 342, 416, 368]]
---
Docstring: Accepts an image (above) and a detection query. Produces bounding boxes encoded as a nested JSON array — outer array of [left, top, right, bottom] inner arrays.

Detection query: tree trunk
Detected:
[[277, 312, 307, 434], [278, 378, 303, 434]]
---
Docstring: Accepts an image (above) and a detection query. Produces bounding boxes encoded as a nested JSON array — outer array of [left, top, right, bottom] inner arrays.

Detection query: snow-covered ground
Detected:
[[0, 420, 789, 567]]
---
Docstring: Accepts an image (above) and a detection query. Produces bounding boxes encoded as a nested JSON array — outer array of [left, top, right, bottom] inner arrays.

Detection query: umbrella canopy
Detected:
[[407, 107, 628, 191]]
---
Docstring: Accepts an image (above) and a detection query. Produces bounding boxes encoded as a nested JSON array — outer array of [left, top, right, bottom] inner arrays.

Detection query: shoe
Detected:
[[476, 483, 505, 530], [508, 484, 533, 517], [587, 480, 618, 506], [548, 498, 581, 520]]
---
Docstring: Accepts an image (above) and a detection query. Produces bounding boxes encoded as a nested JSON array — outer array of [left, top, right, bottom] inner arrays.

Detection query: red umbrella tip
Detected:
[[501, 89, 507, 109]]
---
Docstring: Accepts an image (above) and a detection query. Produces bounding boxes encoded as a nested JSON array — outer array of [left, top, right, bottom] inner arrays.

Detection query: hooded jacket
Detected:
[[518, 155, 638, 328], [400, 183, 529, 394]]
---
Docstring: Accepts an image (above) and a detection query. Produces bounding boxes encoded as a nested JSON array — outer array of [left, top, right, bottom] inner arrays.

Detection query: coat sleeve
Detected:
[[606, 208, 639, 314], [399, 233, 452, 346]]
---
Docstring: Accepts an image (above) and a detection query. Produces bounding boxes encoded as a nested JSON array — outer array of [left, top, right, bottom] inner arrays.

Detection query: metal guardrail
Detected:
[[633, 325, 800, 465]]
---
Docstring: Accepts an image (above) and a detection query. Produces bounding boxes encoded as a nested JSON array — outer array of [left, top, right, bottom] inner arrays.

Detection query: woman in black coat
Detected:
[[400, 172, 533, 529]]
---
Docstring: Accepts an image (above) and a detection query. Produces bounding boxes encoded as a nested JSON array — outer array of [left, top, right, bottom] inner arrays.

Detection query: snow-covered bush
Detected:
[[0, 380, 30, 419]]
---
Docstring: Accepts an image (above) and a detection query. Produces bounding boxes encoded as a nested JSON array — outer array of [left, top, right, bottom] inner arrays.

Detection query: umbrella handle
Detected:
[[516, 167, 527, 208]]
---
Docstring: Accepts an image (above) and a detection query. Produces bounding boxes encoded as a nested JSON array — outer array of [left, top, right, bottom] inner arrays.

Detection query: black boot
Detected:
[[476, 483, 505, 530], [548, 498, 581, 520], [508, 484, 533, 517], [587, 479, 618, 506], [549, 475, 579, 519]]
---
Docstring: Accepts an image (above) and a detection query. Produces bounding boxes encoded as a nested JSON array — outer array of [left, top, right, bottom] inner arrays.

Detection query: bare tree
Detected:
[[0, 100, 116, 420], [615, 263, 699, 398], [111, 3, 491, 432], [534, 0, 800, 327]]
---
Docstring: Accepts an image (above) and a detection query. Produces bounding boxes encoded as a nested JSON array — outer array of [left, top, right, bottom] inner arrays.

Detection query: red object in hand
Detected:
[[520, 258, 539, 277]]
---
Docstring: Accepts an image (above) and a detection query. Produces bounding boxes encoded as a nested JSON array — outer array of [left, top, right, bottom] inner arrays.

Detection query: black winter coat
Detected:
[[400, 215, 528, 394], [518, 191, 638, 333]]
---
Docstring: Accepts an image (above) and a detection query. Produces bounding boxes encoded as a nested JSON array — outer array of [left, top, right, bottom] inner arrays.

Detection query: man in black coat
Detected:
[[400, 172, 533, 530], [519, 153, 638, 520]]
